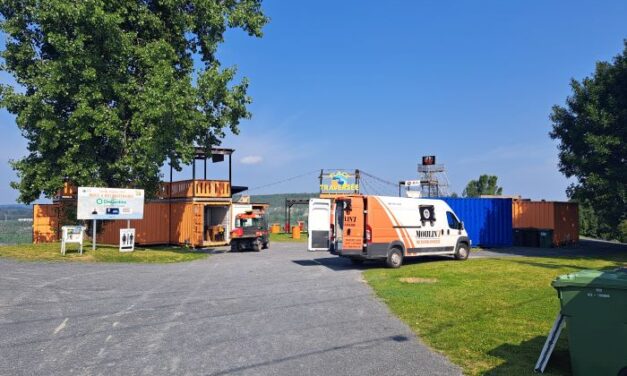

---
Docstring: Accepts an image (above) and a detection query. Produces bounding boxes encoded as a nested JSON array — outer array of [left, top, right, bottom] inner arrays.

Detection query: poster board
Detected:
[[119, 228, 135, 252], [77, 187, 144, 220]]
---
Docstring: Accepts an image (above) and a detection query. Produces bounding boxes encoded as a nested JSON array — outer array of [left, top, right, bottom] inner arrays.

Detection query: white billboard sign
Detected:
[[405, 180, 421, 187], [77, 187, 144, 220]]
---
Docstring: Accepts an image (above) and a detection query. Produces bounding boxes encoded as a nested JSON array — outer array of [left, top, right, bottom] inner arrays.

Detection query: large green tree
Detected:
[[550, 41, 627, 240], [0, 0, 267, 203], [462, 175, 503, 197]]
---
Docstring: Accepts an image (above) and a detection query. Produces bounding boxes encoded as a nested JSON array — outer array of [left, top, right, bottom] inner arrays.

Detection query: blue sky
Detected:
[[2, 1, 627, 203]]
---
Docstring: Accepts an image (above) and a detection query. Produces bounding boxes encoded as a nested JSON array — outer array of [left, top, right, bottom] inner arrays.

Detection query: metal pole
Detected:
[[228, 154, 232, 187], [169, 160, 172, 245], [319, 169, 323, 194], [92, 219, 96, 251], [127, 220, 130, 229], [192, 159, 196, 180], [204, 157, 207, 180]]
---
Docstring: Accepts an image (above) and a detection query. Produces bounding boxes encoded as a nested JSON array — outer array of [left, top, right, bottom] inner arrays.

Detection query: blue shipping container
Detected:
[[440, 198, 513, 248]]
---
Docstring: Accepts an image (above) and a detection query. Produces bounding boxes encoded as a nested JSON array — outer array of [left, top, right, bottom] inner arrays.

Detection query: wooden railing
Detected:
[[158, 180, 231, 199]]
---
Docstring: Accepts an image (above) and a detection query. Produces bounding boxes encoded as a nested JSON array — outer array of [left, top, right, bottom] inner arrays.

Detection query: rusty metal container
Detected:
[[553, 202, 579, 246], [512, 200, 579, 246], [100, 202, 170, 245]]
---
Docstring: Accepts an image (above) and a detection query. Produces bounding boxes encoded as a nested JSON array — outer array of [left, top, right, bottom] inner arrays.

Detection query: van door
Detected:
[[308, 199, 331, 251], [443, 210, 463, 252], [337, 197, 365, 255]]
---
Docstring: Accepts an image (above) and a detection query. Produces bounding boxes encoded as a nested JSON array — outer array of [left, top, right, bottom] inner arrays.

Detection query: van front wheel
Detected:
[[386, 248, 403, 268], [455, 244, 469, 260]]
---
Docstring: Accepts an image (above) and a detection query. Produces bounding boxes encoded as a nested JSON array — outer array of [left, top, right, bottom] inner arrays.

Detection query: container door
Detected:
[[308, 199, 331, 251], [338, 197, 364, 255]]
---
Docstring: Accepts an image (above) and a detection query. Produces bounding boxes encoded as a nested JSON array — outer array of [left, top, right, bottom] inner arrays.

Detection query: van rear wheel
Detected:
[[386, 248, 403, 268], [455, 243, 469, 260]]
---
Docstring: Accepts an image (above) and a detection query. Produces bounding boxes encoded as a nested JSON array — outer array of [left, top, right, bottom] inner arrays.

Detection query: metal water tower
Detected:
[[417, 156, 450, 197]]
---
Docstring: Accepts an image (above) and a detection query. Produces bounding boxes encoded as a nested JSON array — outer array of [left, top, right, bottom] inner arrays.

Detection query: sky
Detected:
[[1, 1, 627, 203]]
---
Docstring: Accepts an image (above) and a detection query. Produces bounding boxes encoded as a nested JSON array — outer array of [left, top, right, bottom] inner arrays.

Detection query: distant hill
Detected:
[[234, 193, 319, 226], [0, 205, 32, 220]]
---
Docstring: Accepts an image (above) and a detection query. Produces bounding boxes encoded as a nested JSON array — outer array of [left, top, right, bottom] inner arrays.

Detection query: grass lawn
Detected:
[[363, 254, 627, 375], [0, 242, 208, 263], [270, 232, 307, 242]]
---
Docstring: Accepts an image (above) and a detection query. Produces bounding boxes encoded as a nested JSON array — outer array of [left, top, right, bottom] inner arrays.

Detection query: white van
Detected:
[[308, 195, 470, 267]]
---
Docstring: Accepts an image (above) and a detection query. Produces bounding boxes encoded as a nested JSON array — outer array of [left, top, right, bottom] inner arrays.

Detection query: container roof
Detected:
[[194, 147, 234, 159]]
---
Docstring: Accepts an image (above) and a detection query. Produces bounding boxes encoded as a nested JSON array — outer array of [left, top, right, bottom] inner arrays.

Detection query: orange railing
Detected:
[[158, 180, 231, 199]]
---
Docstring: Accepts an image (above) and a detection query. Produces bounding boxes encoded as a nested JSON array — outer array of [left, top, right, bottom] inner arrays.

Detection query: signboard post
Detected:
[[119, 228, 136, 252], [77, 187, 145, 250]]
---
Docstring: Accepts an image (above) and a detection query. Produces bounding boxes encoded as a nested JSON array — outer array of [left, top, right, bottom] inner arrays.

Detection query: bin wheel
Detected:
[[455, 244, 469, 260], [262, 241, 269, 249], [230, 243, 238, 252], [386, 248, 403, 268], [253, 239, 262, 252], [618, 367, 627, 376]]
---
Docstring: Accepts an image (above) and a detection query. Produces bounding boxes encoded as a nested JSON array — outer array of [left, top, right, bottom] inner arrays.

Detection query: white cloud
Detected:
[[240, 155, 263, 165]]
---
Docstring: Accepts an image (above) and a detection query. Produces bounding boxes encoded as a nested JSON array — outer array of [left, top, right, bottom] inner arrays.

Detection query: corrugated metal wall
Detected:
[[512, 200, 579, 246], [553, 202, 579, 246], [100, 202, 170, 245], [440, 198, 513, 248], [512, 201, 554, 229], [33, 204, 60, 243]]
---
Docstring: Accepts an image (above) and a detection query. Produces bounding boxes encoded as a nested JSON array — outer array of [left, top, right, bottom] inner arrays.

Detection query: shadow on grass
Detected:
[[309, 254, 455, 272], [485, 335, 571, 376], [478, 239, 627, 262]]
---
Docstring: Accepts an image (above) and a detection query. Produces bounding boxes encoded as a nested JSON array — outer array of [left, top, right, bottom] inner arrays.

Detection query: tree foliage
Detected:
[[462, 175, 503, 197], [0, 0, 268, 203], [550, 41, 627, 240]]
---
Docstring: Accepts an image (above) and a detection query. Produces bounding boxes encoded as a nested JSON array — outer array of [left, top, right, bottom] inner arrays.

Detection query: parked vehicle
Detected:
[[307, 198, 332, 251], [309, 195, 470, 267], [230, 210, 269, 252]]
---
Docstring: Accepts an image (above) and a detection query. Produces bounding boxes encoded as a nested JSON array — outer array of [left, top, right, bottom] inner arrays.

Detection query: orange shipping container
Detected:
[[100, 202, 170, 245], [33, 204, 60, 243], [512, 201, 579, 246]]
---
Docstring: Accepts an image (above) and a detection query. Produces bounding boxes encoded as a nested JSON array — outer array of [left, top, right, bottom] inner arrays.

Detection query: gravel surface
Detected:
[[0, 242, 461, 376]]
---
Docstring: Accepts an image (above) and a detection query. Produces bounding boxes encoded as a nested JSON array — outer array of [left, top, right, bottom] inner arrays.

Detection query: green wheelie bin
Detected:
[[552, 268, 627, 376]]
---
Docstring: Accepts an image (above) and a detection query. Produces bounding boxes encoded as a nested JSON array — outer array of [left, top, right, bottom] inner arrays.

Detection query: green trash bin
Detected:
[[552, 268, 627, 376], [538, 229, 553, 248]]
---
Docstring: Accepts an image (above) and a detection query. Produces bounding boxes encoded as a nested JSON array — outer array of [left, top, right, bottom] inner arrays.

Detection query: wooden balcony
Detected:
[[158, 180, 231, 199]]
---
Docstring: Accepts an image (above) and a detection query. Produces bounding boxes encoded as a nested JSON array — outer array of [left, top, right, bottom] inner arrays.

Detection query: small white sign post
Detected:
[[61, 226, 85, 255], [119, 228, 136, 252]]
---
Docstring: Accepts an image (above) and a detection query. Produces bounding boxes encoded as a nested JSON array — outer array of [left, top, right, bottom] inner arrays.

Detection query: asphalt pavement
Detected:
[[0, 242, 461, 376]]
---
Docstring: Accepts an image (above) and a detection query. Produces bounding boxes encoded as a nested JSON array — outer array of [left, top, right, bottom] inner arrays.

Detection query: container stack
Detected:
[[512, 200, 579, 247], [440, 197, 513, 248]]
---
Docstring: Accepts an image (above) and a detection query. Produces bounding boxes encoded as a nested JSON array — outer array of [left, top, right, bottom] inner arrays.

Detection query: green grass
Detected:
[[0, 220, 32, 244], [0, 242, 208, 263], [270, 232, 308, 242], [363, 255, 627, 375]]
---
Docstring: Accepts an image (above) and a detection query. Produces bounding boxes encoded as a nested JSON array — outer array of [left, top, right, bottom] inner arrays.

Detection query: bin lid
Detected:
[[552, 268, 627, 290]]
